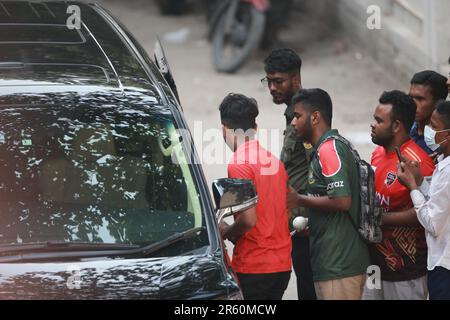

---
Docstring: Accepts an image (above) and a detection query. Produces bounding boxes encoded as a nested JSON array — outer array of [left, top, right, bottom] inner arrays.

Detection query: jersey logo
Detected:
[[308, 170, 315, 185], [318, 139, 342, 177], [327, 181, 344, 191], [303, 142, 313, 150], [385, 171, 397, 187]]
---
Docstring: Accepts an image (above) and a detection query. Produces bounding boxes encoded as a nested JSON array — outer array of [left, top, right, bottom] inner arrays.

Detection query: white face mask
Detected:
[[424, 125, 450, 151]]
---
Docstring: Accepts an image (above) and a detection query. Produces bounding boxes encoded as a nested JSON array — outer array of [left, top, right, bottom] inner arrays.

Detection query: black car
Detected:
[[0, 1, 257, 299]]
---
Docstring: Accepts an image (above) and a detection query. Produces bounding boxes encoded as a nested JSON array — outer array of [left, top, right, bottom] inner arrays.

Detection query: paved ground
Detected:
[[96, 0, 406, 300]]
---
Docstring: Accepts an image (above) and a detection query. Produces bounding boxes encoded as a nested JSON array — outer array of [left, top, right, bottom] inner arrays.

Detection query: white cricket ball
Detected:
[[293, 217, 308, 232]]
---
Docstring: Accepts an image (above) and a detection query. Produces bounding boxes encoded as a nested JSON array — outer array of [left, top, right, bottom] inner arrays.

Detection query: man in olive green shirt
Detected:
[[287, 88, 370, 300], [263, 49, 315, 300]]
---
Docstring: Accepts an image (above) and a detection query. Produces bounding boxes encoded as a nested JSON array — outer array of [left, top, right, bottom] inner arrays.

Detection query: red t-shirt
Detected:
[[228, 140, 292, 274], [371, 139, 435, 281]]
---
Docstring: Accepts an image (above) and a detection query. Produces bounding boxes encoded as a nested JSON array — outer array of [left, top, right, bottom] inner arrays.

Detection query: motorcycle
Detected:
[[208, 0, 270, 73]]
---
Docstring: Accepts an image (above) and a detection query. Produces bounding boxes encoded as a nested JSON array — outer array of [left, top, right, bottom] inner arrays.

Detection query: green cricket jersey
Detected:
[[307, 129, 370, 282]]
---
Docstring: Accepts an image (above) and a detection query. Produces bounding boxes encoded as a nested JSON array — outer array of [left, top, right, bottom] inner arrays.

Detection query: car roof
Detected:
[[0, 1, 165, 105]]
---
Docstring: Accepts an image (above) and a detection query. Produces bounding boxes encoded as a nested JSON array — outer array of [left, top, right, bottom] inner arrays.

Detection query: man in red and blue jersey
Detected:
[[366, 90, 435, 300]]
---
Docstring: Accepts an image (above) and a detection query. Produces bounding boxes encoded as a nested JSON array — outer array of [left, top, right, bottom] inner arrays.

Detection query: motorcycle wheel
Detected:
[[212, 3, 266, 73]]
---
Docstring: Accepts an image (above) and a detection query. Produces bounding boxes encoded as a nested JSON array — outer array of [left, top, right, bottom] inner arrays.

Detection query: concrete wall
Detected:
[[299, 0, 450, 81]]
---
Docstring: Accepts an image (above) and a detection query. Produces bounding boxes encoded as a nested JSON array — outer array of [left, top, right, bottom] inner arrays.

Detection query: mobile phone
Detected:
[[395, 147, 404, 163]]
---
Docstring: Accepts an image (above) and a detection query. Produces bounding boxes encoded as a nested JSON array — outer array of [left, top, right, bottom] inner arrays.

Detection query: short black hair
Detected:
[[264, 48, 302, 75], [410, 70, 448, 101], [379, 90, 417, 132], [292, 88, 333, 127], [219, 93, 259, 131], [436, 101, 450, 129]]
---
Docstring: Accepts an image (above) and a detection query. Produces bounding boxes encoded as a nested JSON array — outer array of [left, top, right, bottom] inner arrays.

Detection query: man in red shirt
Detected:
[[366, 90, 435, 299], [218, 93, 292, 300]]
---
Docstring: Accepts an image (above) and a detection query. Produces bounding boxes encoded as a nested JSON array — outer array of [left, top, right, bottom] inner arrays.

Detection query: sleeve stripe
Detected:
[[404, 148, 421, 162]]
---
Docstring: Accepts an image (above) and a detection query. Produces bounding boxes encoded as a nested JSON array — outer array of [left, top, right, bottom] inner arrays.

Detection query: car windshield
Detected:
[[0, 100, 207, 251]]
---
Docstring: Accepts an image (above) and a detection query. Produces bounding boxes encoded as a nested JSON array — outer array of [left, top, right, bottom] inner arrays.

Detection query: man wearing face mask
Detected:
[[398, 101, 450, 300], [409, 71, 448, 155]]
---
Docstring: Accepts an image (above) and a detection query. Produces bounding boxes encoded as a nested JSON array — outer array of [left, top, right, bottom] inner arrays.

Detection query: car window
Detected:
[[0, 103, 207, 250]]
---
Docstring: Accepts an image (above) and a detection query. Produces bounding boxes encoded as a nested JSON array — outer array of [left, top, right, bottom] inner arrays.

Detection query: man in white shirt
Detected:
[[397, 101, 450, 300]]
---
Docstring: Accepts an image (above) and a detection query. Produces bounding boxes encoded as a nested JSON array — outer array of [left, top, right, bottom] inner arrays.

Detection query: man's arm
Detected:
[[223, 161, 257, 243], [287, 192, 351, 212], [411, 184, 450, 237], [398, 160, 449, 236], [381, 207, 421, 227], [290, 139, 352, 212], [219, 207, 257, 243]]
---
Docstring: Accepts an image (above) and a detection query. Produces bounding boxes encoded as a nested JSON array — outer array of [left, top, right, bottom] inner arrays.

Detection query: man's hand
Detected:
[[287, 186, 300, 211], [404, 158, 423, 186], [397, 161, 419, 190], [219, 220, 229, 238], [218, 207, 256, 245], [219, 220, 236, 244]]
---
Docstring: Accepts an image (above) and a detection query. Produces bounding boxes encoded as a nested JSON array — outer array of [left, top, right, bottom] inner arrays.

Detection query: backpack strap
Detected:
[[321, 135, 362, 162]]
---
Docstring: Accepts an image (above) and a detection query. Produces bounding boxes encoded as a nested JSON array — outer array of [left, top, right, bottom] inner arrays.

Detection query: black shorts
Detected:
[[236, 271, 291, 300]]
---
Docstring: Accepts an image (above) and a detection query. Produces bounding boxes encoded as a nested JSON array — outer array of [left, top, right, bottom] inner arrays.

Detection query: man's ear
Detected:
[[311, 111, 320, 125], [224, 124, 238, 136], [444, 128, 450, 140], [222, 124, 231, 138], [392, 120, 402, 134], [292, 73, 301, 89], [222, 124, 232, 132]]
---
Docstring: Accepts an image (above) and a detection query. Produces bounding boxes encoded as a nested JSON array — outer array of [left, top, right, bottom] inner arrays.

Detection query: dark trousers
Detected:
[[237, 271, 291, 300], [292, 235, 317, 300], [428, 266, 450, 300]]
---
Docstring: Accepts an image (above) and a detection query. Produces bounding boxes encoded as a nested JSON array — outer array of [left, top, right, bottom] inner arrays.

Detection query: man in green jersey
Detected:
[[287, 88, 370, 300]]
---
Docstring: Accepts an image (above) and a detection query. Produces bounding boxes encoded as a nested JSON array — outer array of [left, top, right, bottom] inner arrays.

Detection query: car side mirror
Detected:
[[212, 178, 258, 223]]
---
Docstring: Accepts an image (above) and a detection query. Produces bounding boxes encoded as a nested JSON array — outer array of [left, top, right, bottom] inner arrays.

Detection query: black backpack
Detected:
[[319, 135, 383, 243]]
